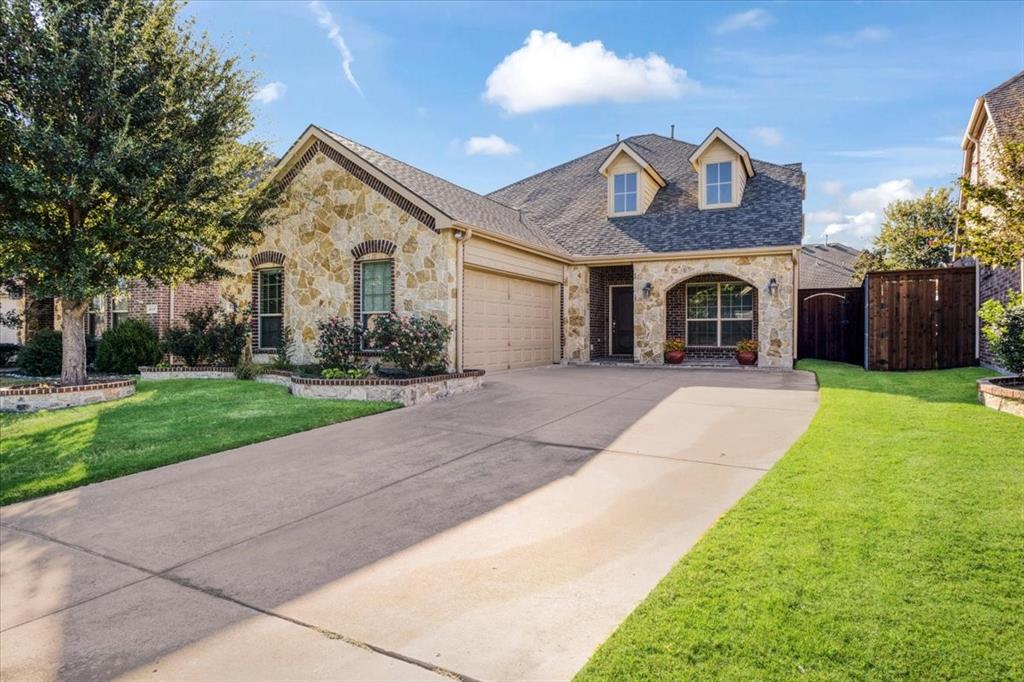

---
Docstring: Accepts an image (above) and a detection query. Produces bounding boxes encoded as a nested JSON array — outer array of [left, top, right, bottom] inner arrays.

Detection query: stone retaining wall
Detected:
[[1, 380, 136, 413], [977, 377, 1024, 417], [139, 366, 235, 380]]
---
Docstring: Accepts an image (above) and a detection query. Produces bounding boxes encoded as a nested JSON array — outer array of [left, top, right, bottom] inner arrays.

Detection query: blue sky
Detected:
[[184, 1, 1022, 247]]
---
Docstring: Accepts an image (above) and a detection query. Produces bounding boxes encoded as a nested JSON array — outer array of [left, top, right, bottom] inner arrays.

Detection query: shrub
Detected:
[[272, 325, 294, 369], [234, 362, 257, 380], [321, 366, 370, 380], [0, 343, 20, 366], [735, 338, 758, 353], [980, 292, 1024, 375], [314, 317, 364, 371], [95, 318, 162, 373], [18, 329, 63, 376], [163, 306, 248, 366], [664, 338, 685, 352], [367, 313, 451, 374]]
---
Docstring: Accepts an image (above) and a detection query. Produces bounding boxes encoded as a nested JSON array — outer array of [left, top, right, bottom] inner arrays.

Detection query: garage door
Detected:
[[464, 268, 557, 372]]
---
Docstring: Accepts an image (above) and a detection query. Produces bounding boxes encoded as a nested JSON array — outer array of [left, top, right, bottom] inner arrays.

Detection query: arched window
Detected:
[[351, 240, 397, 350], [250, 251, 286, 351]]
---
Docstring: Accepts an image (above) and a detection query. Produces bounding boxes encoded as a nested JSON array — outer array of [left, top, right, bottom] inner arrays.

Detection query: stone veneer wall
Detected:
[[1, 380, 135, 413], [563, 265, 590, 362], [634, 254, 795, 367], [666, 273, 759, 361], [220, 146, 458, 365]]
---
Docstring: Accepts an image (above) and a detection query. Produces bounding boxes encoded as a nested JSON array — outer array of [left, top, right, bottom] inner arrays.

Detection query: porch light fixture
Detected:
[[767, 277, 779, 297], [642, 282, 653, 297]]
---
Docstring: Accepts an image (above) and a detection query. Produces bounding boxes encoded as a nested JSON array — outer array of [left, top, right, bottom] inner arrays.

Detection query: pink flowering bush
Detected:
[[314, 317, 364, 371], [366, 313, 450, 375]]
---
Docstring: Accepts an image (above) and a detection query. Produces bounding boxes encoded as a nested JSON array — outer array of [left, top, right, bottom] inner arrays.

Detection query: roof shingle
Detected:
[[983, 70, 1024, 141], [798, 243, 861, 289]]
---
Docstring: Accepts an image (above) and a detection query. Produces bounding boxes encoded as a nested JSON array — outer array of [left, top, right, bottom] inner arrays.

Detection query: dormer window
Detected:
[[613, 172, 638, 213], [706, 162, 732, 205]]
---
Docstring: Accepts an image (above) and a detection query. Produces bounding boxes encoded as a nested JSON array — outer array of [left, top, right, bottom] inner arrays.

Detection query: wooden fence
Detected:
[[798, 287, 864, 365], [864, 267, 976, 371]]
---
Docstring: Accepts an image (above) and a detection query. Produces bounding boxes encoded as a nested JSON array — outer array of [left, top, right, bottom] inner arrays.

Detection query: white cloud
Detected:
[[483, 30, 695, 114], [823, 26, 893, 47], [808, 179, 920, 246], [822, 180, 843, 195], [806, 210, 844, 225], [253, 82, 287, 104], [752, 126, 783, 146], [713, 9, 773, 34], [309, 0, 361, 94], [846, 178, 916, 213], [465, 135, 519, 156]]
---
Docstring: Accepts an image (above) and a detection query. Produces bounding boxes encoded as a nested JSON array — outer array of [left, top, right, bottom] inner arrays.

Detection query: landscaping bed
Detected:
[[576, 360, 1024, 681], [0, 378, 136, 413], [977, 376, 1024, 417], [0, 379, 397, 505]]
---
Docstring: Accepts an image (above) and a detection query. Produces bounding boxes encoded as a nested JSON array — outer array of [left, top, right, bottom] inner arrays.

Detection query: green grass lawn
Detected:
[[577, 360, 1024, 681], [0, 380, 398, 505]]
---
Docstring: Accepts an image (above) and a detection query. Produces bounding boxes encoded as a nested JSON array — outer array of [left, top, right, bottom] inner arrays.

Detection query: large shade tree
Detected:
[[0, 0, 280, 384], [853, 188, 958, 279]]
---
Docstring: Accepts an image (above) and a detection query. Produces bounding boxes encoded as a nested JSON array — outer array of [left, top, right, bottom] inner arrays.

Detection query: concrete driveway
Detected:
[[1, 365, 818, 681]]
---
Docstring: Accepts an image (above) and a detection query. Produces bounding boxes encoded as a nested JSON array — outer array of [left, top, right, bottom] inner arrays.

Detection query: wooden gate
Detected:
[[798, 288, 864, 364], [865, 267, 976, 370]]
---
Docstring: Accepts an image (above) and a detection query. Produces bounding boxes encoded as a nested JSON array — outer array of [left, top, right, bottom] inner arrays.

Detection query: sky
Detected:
[[183, 1, 1023, 248]]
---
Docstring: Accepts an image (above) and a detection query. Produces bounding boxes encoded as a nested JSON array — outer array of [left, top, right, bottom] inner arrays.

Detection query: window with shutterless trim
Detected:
[[705, 161, 733, 205], [258, 268, 283, 349], [686, 281, 753, 346], [613, 172, 638, 213], [359, 259, 392, 349]]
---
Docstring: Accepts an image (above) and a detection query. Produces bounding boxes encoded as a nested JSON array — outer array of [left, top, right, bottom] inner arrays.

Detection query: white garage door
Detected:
[[464, 268, 557, 372]]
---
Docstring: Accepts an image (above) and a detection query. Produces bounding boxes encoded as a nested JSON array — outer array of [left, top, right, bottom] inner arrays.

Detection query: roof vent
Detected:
[[670, 124, 675, 139], [615, 133, 620, 143]]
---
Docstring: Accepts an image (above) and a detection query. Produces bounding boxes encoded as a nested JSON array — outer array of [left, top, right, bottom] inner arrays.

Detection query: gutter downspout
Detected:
[[454, 227, 473, 371]]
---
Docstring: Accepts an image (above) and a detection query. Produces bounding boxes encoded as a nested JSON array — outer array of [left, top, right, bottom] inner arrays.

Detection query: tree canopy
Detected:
[[853, 188, 958, 278], [958, 139, 1024, 269], [0, 0, 280, 383]]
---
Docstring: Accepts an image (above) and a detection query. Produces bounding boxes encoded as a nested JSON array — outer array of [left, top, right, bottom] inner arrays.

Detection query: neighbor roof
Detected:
[[799, 243, 861, 289], [982, 70, 1024, 141], [488, 134, 805, 257], [316, 127, 568, 255]]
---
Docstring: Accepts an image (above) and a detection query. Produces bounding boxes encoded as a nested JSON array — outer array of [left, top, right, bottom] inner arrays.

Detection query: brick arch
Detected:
[[250, 250, 285, 268], [351, 239, 397, 260]]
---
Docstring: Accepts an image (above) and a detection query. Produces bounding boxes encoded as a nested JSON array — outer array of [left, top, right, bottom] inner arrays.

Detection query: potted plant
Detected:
[[735, 338, 758, 366], [664, 338, 686, 364]]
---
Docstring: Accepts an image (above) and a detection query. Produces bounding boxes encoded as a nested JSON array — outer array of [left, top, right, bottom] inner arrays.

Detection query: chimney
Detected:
[[670, 124, 675, 139], [616, 133, 620, 143]]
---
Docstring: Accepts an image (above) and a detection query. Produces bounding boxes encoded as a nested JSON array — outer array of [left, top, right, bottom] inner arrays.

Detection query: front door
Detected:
[[610, 286, 634, 356]]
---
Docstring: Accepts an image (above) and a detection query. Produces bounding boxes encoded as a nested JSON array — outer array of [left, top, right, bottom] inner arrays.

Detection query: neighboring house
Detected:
[[798, 244, 861, 290], [0, 282, 26, 345], [221, 125, 805, 371], [961, 70, 1024, 369]]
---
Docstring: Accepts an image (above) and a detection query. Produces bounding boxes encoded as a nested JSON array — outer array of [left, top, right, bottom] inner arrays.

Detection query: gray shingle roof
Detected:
[[487, 133, 805, 257], [799, 243, 862, 289], [317, 127, 568, 254], [983, 70, 1024, 141]]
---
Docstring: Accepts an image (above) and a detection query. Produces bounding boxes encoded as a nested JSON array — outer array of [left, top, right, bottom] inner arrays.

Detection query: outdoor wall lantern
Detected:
[[642, 282, 653, 297], [767, 277, 779, 297]]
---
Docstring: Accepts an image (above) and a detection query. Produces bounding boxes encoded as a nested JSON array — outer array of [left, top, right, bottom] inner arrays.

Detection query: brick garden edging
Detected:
[[0, 379, 136, 413], [977, 377, 1024, 417], [138, 367, 486, 406]]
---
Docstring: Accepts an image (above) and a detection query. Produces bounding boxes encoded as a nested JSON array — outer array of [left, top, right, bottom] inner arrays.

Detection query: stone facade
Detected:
[[563, 265, 590, 362], [977, 378, 1024, 417], [633, 254, 795, 367], [139, 366, 235, 380], [290, 371, 484, 406], [0, 380, 136, 413], [220, 146, 458, 365]]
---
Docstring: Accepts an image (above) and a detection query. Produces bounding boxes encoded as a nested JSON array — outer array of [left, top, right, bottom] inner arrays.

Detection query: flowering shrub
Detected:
[[314, 317, 364, 371], [664, 338, 686, 352], [735, 338, 758, 353], [366, 313, 450, 374]]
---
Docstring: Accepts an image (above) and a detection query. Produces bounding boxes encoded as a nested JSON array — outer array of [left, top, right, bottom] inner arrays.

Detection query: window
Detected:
[[686, 281, 753, 346], [258, 268, 283, 349], [613, 172, 638, 213], [87, 295, 104, 337], [705, 161, 733, 205], [360, 260, 392, 348], [111, 295, 129, 328]]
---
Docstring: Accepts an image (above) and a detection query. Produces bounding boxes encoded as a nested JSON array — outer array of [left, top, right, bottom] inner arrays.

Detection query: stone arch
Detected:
[[664, 271, 759, 360], [351, 239, 397, 260]]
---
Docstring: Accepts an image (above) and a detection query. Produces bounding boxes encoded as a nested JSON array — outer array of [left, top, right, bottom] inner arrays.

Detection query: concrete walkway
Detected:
[[1, 366, 818, 681]]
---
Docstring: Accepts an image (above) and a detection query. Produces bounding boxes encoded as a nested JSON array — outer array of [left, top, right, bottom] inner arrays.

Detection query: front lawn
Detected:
[[577, 361, 1024, 680], [0, 379, 398, 505]]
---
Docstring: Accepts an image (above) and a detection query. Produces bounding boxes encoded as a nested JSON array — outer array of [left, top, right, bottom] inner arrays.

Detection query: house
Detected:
[[221, 125, 805, 371], [798, 244, 861, 290], [961, 70, 1024, 369]]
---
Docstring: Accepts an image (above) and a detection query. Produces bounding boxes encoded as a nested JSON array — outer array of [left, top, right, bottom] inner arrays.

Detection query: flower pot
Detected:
[[736, 351, 757, 366], [665, 350, 685, 364]]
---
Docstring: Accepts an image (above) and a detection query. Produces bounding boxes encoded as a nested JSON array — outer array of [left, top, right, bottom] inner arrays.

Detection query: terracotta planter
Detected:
[[736, 351, 757, 366], [664, 350, 685, 364]]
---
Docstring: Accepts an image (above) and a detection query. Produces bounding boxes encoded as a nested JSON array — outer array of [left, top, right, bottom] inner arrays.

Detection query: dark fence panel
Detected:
[[798, 287, 864, 364], [865, 267, 976, 371]]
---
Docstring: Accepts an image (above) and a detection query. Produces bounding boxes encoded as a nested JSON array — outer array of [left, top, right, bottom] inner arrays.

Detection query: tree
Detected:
[[853, 188, 958, 278], [0, 0, 281, 384], [979, 292, 1024, 376], [958, 139, 1024, 268]]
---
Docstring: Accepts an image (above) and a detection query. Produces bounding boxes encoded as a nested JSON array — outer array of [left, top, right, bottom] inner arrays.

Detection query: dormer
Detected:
[[598, 142, 667, 217], [688, 128, 755, 210]]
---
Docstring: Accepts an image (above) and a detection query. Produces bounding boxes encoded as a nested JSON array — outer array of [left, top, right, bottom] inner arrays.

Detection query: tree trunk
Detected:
[[61, 299, 89, 386]]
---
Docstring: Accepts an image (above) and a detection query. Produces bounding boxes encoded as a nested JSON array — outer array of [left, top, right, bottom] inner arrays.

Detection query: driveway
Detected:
[[1, 365, 818, 681]]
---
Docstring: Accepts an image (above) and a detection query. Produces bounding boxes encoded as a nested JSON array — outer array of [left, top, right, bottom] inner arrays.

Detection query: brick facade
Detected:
[[666, 273, 759, 361], [588, 265, 633, 358]]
